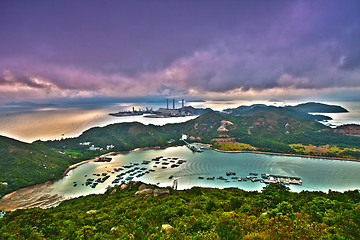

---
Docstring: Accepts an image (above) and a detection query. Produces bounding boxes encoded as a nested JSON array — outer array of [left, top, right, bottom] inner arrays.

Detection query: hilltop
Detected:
[[1, 181, 359, 239]]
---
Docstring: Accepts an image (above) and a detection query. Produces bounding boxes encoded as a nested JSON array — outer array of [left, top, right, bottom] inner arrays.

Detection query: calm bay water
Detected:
[[51, 146, 360, 198]]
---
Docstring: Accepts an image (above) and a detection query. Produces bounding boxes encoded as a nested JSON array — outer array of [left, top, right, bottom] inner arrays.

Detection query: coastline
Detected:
[[0, 146, 172, 211], [209, 147, 360, 162], [2, 143, 359, 211], [189, 141, 360, 162]]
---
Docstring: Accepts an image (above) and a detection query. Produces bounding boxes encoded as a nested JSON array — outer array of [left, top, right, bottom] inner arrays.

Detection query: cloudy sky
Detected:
[[1, 0, 360, 103]]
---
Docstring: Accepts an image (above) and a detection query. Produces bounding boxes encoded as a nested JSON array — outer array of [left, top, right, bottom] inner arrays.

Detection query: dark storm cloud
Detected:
[[0, 69, 55, 90], [0, 0, 360, 100]]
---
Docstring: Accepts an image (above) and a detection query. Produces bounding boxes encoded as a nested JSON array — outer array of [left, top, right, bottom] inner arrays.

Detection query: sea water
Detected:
[[51, 146, 360, 198]]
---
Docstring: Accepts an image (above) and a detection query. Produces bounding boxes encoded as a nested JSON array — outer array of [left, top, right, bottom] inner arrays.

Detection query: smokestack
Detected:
[[173, 99, 175, 109], [166, 99, 169, 109], [182, 99, 184, 108]]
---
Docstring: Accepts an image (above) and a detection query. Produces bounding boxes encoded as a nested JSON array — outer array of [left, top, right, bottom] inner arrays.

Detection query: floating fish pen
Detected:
[[95, 157, 112, 162], [152, 156, 163, 161], [226, 172, 236, 176], [217, 176, 227, 180], [112, 179, 120, 184]]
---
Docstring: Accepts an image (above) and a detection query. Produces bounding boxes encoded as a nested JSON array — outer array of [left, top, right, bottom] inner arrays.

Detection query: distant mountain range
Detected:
[[222, 102, 347, 121]]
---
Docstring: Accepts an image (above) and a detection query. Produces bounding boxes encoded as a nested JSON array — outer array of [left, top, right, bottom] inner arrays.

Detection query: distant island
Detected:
[[291, 102, 348, 113]]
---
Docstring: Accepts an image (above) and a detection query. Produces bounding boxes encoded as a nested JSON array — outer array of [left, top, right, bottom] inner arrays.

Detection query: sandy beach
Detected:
[[0, 181, 65, 211]]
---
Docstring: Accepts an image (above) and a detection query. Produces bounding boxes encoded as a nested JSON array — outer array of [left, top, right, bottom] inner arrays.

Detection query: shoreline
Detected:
[[1, 143, 359, 211], [189, 142, 360, 162], [209, 147, 360, 162]]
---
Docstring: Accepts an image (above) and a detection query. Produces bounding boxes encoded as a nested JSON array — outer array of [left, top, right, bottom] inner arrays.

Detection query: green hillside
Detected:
[[45, 109, 360, 160], [0, 136, 75, 197], [1, 181, 359, 239]]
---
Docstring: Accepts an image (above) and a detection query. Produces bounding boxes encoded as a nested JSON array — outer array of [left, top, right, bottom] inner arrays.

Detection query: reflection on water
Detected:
[[0, 107, 197, 143], [51, 146, 360, 198]]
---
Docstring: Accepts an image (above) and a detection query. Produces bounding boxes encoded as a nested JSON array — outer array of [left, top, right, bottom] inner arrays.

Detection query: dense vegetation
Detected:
[[0, 136, 75, 198], [1, 182, 359, 239]]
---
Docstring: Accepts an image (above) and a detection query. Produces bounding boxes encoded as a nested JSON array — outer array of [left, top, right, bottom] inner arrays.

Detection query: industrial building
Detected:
[[157, 98, 186, 117]]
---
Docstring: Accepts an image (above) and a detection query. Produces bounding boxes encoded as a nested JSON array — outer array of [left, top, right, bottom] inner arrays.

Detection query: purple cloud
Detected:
[[0, 0, 359, 101]]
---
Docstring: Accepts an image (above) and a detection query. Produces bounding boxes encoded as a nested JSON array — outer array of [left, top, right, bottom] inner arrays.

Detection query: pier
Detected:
[[183, 140, 203, 153]]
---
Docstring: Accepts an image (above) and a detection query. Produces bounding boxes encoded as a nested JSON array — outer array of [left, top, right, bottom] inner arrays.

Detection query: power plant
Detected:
[[158, 98, 186, 117], [110, 98, 209, 118]]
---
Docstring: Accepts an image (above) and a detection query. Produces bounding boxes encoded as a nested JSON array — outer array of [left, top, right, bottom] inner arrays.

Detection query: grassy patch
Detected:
[[290, 144, 360, 159], [212, 142, 257, 151]]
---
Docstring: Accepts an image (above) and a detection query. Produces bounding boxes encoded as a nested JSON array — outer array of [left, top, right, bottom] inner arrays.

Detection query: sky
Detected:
[[1, 0, 360, 104]]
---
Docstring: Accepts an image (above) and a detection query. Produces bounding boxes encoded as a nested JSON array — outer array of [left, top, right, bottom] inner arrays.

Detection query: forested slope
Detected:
[[0, 136, 74, 197], [1, 182, 359, 239]]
